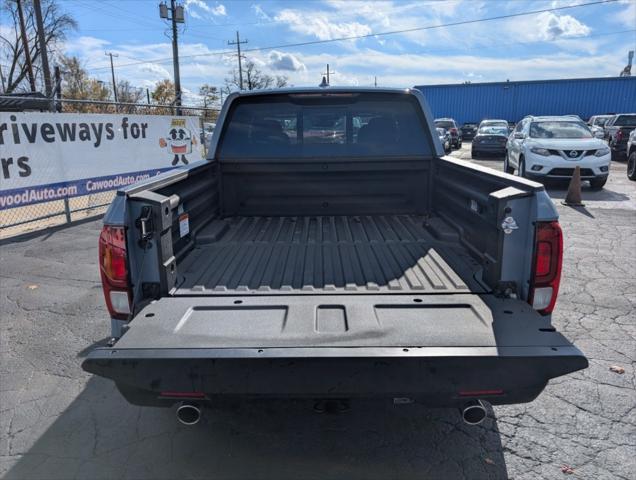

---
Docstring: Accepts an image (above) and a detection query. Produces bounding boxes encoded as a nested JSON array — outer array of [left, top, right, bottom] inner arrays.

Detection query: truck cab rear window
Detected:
[[217, 93, 432, 159]]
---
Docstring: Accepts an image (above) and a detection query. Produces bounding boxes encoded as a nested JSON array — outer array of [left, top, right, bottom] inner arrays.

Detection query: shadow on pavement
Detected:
[[4, 378, 509, 480]]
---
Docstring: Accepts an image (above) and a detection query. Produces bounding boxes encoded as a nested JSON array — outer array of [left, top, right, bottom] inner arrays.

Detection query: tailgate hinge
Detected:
[[135, 206, 154, 248]]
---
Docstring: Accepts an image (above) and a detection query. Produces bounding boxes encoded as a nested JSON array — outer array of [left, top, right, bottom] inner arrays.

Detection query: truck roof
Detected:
[[227, 86, 414, 98]]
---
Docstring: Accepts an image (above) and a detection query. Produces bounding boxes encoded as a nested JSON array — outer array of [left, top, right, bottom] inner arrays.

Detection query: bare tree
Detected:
[[198, 83, 219, 121], [224, 60, 289, 92], [0, 0, 77, 93], [151, 78, 175, 104], [117, 80, 143, 104]]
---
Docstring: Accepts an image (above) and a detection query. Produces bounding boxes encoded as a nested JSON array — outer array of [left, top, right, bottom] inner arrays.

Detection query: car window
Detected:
[[514, 120, 526, 133], [435, 120, 454, 129], [218, 93, 433, 159], [478, 126, 508, 135], [615, 115, 636, 126], [529, 121, 593, 139]]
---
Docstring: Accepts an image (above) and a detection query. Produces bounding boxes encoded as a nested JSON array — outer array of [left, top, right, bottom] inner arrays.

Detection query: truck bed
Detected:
[[174, 215, 487, 295]]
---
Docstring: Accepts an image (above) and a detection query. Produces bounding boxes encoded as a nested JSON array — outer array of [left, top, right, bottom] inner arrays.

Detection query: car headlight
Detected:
[[530, 147, 551, 156], [594, 147, 610, 157]]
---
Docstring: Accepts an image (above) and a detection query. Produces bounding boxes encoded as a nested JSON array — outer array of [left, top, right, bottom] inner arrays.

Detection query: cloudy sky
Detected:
[[28, 0, 636, 103]]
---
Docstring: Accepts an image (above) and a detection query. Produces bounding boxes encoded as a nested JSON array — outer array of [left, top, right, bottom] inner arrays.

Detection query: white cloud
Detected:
[[268, 51, 306, 72], [140, 63, 172, 79], [184, 0, 227, 18], [536, 12, 591, 40], [251, 4, 271, 21], [274, 9, 372, 41], [615, 0, 636, 28]]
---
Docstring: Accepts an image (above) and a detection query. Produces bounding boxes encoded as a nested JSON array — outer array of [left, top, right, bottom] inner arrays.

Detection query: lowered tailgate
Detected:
[[83, 294, 587, 406]]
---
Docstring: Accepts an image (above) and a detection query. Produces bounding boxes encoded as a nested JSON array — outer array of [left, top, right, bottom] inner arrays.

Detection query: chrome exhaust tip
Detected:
[[176, 403, 201, 425], [461, 399, 487, 425]]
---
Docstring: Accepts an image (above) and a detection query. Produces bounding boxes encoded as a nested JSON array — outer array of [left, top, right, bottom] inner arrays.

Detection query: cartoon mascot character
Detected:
[[159, 118, 197, 166]]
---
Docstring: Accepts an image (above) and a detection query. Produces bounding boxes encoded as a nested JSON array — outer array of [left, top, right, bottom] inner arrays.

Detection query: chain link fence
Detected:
[[0, 97, 219, 240]]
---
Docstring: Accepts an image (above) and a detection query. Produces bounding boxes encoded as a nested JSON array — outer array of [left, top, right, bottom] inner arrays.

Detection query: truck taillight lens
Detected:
[[616, 130, 623, 141], [99, 225, 131, 320], [528, 221, 563, 315]]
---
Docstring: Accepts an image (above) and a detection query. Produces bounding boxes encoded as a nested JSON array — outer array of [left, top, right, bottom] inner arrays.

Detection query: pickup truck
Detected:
[[604, 113, 636, 160], [83, 87, 587, 426]]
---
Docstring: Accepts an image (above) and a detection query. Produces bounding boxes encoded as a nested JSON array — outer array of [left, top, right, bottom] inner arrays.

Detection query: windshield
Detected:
[[529, 121, 593, 139], [218, 93, 433, 158], [615, 115, 636, 126], [592, 117, 610, 126], [478, 126, 508, 136]]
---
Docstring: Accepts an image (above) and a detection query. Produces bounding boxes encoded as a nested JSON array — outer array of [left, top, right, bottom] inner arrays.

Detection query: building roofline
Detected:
[[415, 76, 635, 89]]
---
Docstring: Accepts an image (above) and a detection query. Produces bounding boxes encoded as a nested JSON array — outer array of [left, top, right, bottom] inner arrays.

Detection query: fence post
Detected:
[[63, 197, 72, 224]]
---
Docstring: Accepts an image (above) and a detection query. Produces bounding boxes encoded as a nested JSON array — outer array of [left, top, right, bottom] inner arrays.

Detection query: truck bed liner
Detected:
[[174, 215, 486, 295]]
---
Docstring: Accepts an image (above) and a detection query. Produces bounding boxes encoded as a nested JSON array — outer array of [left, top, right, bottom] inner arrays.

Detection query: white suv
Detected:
[[505, 115, 611, 190]]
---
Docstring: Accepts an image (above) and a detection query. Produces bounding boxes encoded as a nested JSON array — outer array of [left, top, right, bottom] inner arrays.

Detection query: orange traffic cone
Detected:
[[562, 166, 584, 207]]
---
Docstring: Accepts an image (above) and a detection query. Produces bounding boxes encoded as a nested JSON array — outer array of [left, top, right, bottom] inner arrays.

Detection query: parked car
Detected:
[[471, 124, 508, 158], [434, 118, 462, 148], [587, 114, 613, 138], [82, 87, 587, 425], [604, 113, 636, 160], [478, 119, 508, 129], [460, 122, 478, 140], [627, 129, 636, 180], [505, 115, 611, 190], [437, 127, 452, 153]]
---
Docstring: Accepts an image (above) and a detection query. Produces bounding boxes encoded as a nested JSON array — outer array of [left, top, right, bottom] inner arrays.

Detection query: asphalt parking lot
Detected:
[[1, 144, 634, 480]]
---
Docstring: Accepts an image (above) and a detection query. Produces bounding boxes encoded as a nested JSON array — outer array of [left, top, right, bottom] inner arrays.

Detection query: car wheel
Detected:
[[458, 139, 462, 149], [518, 156, 526, 178], [589, 177, 607, 190], [627, 151, 636, 180], [504, 152, 514, 174], [471, 149, 478, 159]]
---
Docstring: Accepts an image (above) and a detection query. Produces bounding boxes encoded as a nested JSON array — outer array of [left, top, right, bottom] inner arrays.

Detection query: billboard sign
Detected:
[[0, 112, 203, 210]]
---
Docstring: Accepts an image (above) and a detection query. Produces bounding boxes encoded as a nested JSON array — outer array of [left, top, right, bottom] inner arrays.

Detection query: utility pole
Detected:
[[33, 0, 52, 98], [105, 52, 119, 103], [146, 88, 151, 104], [16, 0, 36, 92], [54, 66, 62, 112], [374, 76, 377, 87], [159, 1, 184, 113], [228, 31, 247, 90]]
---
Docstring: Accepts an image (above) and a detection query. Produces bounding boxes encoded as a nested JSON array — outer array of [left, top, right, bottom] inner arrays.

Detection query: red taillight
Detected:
[[450, 128, 458, 134], [99, 225, 131, 320], [528, 221, 563, 315], [616, 130, 623, 141]]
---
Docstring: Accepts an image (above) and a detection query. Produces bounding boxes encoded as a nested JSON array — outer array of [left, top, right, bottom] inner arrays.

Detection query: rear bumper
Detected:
[[83, 345, 588, 408], [472, 144, 506, 154]]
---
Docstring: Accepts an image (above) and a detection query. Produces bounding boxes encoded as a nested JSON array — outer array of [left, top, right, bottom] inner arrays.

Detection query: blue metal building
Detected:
[[415, 76, 636, 126]]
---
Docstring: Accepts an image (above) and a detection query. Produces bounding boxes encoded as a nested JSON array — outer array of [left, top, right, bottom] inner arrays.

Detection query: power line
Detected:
[[84, 0, 621, 72]]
